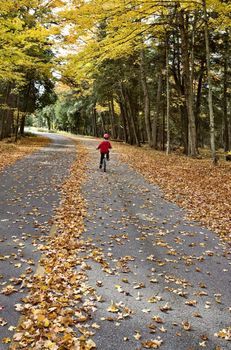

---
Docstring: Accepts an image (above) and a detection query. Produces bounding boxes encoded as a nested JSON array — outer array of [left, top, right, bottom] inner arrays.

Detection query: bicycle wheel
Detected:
[[103, 156, 106, 172]]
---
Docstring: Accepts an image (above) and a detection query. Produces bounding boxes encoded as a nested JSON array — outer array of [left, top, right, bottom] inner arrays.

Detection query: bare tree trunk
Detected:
[[195, 62, 205, 148], [15, 95, 20, 142], [46, 116, 51, 131], [0, 83, 12, 140], [195, 61, 205, 121], [108, 97, 116, 139], [203, 0, 216, 164], [92, 106, 97, 137], [190, 13, 197, 97], [125, 89, 140, 146], [120, 82, 140, 146], [0, 114, 5, 140], [140, 49, 153, 146], [100, 113, 105, 133], [179, 10, 198, 157], [119, 85, 133, 144], [111, 97, 118, 139], [20, 114, 26, 135], [162, 105, 165, 151], [166, 37, 170, 155], [20, 81, 32, 136], [223, 31, 229, 152], [172, 29, 188, 153], [119, 101, 129, 143], [153, 72, 162, 149]]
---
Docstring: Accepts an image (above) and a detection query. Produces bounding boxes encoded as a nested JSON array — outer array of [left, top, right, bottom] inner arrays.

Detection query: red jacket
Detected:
[[97, 140, 112, 153]]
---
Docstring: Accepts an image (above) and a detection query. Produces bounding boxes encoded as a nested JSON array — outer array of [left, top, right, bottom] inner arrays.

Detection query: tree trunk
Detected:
[[162, 105, 165, 151], [223, 31, 229, 152], [20, 81, 32, 136], [46, 116, 51, 131], [15, 95, 20, 142], [195, 61, 205, 148], [119, 101, 129, 143], [172, 30, 188, 154], [203, 0, 216, 164], [195, 61, 205, 121], [120, 82, 140, 146], [119, 85, 133, 144], [179, 10, 198, 157], [20, 114, 26, 135], [153, 72, 162, 149], [108, 97, 116, 139], [140, 49, 153, 146], [166, 37, 170, 155], [0, 83, 12, 140], [125, 89, 140, 146], [92, 106, 97, 137], [100, 113, 105, 133], [0, 114, 5, 140]]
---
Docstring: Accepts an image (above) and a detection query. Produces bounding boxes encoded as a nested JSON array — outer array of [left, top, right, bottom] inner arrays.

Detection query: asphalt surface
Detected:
[[82, 138, 231, 350], [0, 134, 76, 349], [0, 134, 230, 350]]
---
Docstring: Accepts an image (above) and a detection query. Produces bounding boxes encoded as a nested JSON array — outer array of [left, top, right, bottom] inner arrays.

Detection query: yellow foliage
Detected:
[[57, 0, 231, 82], [0, 0, 63, 82], [95, 103, 109, 113]]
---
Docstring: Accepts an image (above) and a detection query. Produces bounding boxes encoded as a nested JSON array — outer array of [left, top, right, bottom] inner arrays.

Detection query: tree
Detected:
[[25, 0, 230, 160], [0, 0, 62, 139]]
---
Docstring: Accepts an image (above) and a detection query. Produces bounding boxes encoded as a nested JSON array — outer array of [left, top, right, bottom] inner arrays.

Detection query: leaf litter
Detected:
[[115, 143, 231, 241], [10, 142, 97, 349], [0, 136, 50, 172]]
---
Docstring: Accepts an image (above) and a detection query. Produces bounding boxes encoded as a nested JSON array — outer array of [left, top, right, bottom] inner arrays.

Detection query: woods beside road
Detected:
[[0, 133, 230, 350]]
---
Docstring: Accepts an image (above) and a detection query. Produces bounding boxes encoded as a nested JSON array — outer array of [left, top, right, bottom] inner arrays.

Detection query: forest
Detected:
[[0, 0, 230, 162]]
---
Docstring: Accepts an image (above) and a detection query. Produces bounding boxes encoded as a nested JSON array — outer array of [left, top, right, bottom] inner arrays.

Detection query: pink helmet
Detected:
[[103, 133, 109, 139]]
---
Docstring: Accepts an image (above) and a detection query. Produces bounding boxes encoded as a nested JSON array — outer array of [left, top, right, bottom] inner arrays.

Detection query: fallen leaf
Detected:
[[142, 338, 163, 348], [107, 301, 119, 313], [182, 320, 191, 331]]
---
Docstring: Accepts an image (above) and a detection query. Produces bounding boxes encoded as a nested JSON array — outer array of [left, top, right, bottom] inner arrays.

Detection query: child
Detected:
[[97, 133, 112, 169]]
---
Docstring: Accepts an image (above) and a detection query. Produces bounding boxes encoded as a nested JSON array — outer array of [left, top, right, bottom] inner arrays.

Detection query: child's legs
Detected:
[[100, 153, 105, 165], [106, 151, 109, 160]]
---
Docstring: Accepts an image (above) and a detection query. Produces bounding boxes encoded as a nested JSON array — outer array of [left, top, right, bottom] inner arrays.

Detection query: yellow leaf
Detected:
[[44, 340, 58, 350], [86, 339, 96, 349], [2, 338, 11, 344], [107, 301, 119, 313], [215, 327, 231, 340], [44, 318, 50, 327], [142, 339, 163, 348], [134, 331, 142, 340], [182, 320, 191, 331]]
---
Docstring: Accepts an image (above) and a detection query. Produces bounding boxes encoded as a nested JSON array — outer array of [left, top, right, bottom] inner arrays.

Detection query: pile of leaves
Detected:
[[0, 136, 50, 171], [11, 142, 97, 350], [115, 144, 231, 241]]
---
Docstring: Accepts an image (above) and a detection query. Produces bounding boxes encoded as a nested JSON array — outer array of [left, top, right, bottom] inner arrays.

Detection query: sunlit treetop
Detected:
[[57, 0, 230, 82], [0, 0, 64, 83]]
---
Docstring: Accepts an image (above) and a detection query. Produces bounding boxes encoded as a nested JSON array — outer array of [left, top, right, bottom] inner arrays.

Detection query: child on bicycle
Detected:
[[97, 133, 112, 169]]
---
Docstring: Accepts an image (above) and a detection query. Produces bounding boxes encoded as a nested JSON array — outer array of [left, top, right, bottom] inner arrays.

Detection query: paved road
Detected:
[[0, 134, 230, 350], [0, 134, 76, 349], [82, 139, 231, 350]]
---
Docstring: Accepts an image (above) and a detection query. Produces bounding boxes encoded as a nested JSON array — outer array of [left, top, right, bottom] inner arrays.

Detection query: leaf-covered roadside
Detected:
[[115, 144, 231, 241], [10, 142, 97, 350], [0, 136, 50, 172]]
